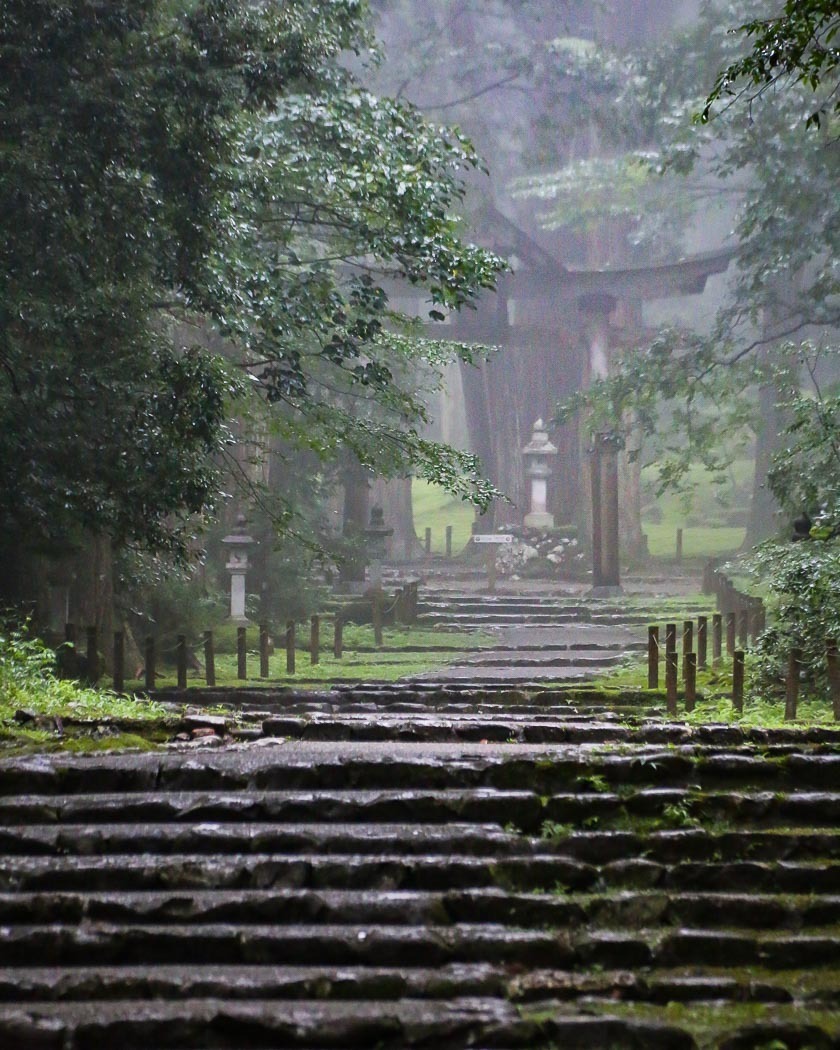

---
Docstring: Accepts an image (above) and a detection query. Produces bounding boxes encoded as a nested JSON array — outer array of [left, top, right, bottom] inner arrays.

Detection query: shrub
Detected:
[[745, 539, 840, 696]]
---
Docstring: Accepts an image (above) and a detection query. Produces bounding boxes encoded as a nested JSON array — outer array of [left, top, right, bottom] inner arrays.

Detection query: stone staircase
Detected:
[[2, 697, 840, 1049], [414, 592, 709, 632], [409, 591, 711, 684]]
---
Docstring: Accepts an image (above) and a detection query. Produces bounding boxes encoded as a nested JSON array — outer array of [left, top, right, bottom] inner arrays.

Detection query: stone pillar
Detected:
[[591, 433, 623, 594]]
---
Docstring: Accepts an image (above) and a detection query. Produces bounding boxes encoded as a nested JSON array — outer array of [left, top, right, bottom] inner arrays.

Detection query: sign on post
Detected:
[[473, 534, 513, 592]]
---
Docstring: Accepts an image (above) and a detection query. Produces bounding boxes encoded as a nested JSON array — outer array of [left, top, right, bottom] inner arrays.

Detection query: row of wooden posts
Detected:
[[648, 614, 840, 721], [62, 582, 421, 693]]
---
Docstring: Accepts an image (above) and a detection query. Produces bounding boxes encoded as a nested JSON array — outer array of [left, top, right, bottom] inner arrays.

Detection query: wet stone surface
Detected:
[[3, 583, 840, 1048]]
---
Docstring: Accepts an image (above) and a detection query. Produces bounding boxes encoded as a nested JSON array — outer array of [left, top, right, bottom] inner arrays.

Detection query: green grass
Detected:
[[123, 626, 486, 690], [124, 646, 464, 690], [641, 459, 751, 559], [211, 622, 494, 655], [413, 463, 752, 561], [412, 478, 476, 554], [643, 521, 746, 559]]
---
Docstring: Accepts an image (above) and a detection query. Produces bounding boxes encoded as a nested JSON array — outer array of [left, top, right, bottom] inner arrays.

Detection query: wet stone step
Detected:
[[0, 747, 701, 795], [0, 888, 587, 929], [509, 968, 800, 1005], [552, 830, 840, 866], [0, 997, 530, 1050], [533, 855, 840, 894], [0, 1008, 713, 1050], [0, 923, 577, 968], [3, 886, 839, 937], [7, 964, 840, 1011], [0, 789, 546, 830], [0, 963, 509, 1004], [0, 822, 534, 858], [542, 789, 840, 828], [258, 717, 637, 744], [5, 784, 840, 834], [0, 852, 597, 893], [576, 891, 840, 931], [7, 921, 839, 974]]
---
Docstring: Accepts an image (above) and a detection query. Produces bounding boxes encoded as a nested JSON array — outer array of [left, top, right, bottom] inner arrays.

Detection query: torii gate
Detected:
[[445, 221, 733, 590]]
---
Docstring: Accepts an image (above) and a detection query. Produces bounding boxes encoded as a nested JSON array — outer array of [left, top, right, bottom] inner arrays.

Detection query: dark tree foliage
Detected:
[[0, 0, 504, 561], [702, 0, 840, 128]]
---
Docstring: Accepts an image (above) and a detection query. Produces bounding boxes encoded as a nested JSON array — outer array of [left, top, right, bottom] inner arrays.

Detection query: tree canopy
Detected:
[[702, 0, 840, 128], [0, 0, 504, 562]]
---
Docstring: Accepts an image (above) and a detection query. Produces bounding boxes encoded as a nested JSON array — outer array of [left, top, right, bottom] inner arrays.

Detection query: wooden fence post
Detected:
[[237, 627, 247, 680], [738, 608, 749, 648], [445, 525, 453, 559], [712, 613, 723, 666], [144, 636, 155, 692], [310, 615, 320, 665], [682, 620, 694, 679], [676, 527, 683, 563], [647, 626, 659, 690], [697, 616, 708, 670], [685, 652, 697, 713], [286, 620, 296, 675], [785, 648, 800, 720], [333, 616, 343, 660], [665, 623, 677, 658], [425, 527, 432, 555], [113, 631, 125, 693], [732, 650, 745, 712], [726, 612, 736, 657], [259, 624, 270, 679], [204, 630, 216, 687], [666, 650, 678, 717]]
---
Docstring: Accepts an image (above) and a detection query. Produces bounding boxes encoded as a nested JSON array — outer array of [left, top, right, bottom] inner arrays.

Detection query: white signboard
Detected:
[[473, 534, 514, 545]]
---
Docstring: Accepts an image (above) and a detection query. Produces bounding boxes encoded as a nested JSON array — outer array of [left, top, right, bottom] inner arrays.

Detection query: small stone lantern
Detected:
[[364, 505, 393, 591], [221, 513, 254, 624], [522, 419, 558, 528]]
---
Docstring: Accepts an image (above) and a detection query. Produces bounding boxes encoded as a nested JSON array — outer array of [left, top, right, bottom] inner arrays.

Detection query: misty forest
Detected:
[[2, 2, 840, 1048]]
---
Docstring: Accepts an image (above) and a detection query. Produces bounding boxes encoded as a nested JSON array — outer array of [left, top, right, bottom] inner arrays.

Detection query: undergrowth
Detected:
[[0, 622, 167, 723]]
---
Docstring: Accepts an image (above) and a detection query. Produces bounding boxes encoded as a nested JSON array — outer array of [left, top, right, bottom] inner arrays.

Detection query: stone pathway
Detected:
[[411, 588, 707, 683], [3, 712, 840, 1047], [3, 582, 840, 1047]]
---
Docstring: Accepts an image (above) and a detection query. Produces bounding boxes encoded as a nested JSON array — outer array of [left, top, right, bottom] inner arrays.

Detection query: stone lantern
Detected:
[[221, 513, 254, 624], [364, 505, 393, 591], [522, 419, 558, 528]]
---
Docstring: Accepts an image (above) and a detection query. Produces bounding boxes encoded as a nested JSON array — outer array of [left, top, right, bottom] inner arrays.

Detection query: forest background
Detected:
[[0, 0, 837, 684]]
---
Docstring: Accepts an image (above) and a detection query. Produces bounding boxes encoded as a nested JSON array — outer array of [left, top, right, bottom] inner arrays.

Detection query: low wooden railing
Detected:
[[58, 581, 421, 692], [647, 562, 840, 720]]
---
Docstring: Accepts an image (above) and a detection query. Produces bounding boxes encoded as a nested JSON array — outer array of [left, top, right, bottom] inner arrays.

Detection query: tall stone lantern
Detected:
[[222, 513, 254, 624], [522, 419, 558, 529], [364, 505, 393, 592]]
